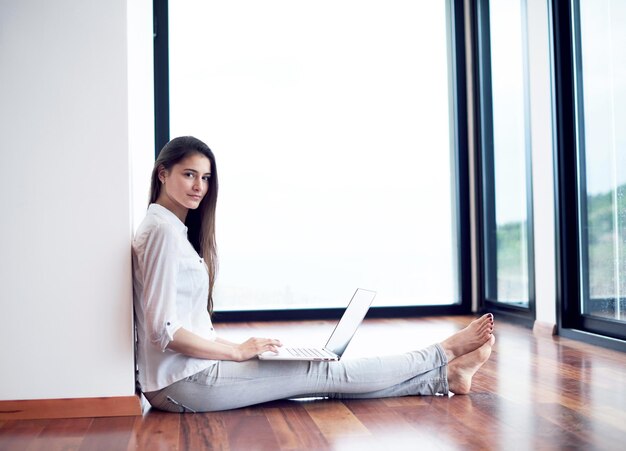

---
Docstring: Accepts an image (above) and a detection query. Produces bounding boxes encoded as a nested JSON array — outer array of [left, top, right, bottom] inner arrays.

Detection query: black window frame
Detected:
[[471, 0, 537, 327], [551, 0, 626, 351], [153, 0, 474, 321]]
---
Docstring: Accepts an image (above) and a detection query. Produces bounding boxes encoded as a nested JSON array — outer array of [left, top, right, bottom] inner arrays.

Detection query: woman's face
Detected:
[[157, 152, 212, 220]]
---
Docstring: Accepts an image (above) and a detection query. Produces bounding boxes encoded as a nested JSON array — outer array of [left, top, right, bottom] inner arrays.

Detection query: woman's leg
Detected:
[[145, 314, 495, 412], [146, 344, 448, 412]]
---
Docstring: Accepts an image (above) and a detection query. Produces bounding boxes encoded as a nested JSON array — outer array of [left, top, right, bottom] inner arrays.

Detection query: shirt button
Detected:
[[166, 322, 171, 326]]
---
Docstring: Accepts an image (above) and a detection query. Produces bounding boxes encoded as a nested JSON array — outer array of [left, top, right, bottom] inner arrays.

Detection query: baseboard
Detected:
[[0, 395, 143, 420], [533, 320, 557, 337]]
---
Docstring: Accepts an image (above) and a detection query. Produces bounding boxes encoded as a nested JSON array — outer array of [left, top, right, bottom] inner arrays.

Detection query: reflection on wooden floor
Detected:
[[1, 316, 625, 450]]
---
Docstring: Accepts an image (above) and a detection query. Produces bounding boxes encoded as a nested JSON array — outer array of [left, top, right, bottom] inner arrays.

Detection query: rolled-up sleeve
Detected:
[[139, 223, 183, 351]]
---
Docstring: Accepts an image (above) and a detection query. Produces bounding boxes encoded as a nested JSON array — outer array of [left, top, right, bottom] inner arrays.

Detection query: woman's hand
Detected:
[[235, 337, 282, 361]]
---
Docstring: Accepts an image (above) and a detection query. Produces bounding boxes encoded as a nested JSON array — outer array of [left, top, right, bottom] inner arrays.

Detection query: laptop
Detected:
[[258, 288, 376, 361]]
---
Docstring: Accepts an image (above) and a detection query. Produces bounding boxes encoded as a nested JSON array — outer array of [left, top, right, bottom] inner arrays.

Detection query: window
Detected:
[[575, 0, 626, 331], [156, 0, 471, 312], [475, 0, 535, 319], [553, 0, 626, 348]]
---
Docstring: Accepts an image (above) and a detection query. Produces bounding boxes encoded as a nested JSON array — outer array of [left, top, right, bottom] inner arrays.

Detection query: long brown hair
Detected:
[[149, 136, 219, 314]]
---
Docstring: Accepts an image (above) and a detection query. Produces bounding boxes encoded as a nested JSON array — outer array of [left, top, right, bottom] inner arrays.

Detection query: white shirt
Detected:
[[132, 203, 217, 392]]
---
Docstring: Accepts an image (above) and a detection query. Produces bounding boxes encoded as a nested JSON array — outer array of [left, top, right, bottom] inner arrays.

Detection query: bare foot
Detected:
[[448, 335, 495, 394], [440, 314, 494, 361]]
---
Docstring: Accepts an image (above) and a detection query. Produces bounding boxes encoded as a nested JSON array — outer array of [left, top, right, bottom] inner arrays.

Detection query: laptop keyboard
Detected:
[[286, 347, 334, 359]]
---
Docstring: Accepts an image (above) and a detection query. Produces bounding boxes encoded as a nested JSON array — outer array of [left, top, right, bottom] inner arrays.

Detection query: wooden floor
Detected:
[[1, 315, 625, 450]]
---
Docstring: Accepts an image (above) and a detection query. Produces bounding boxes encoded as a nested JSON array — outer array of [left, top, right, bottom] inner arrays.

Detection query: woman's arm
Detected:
[[168, 328, 282, 362], [214, 336, 239, 347]]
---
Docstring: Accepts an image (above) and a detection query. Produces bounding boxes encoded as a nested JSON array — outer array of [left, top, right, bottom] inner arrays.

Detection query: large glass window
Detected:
[[165, 1, 467, 310], [575, 0, 626, 324], [476, 0, 534, 312]]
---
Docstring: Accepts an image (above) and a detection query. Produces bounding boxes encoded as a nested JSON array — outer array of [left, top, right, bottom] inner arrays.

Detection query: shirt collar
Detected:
[[148, 203, 188, 234]]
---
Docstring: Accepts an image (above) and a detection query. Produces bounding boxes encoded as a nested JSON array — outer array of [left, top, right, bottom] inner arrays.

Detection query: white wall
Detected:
[[0, 0, 153, 400], [128, 0, 155, 230], [527, 0, 557, 326]]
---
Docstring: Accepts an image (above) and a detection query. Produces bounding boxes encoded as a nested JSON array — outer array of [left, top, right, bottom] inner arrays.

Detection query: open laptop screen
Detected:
[[325, 289, 376, 356]]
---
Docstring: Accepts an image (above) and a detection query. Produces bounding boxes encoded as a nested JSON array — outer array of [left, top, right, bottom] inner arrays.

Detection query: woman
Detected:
[[132, 136, 495, 413]]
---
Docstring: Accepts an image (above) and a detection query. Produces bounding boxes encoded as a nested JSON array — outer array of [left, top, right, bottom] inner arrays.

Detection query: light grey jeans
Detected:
[[144, 344, 449, 412]]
